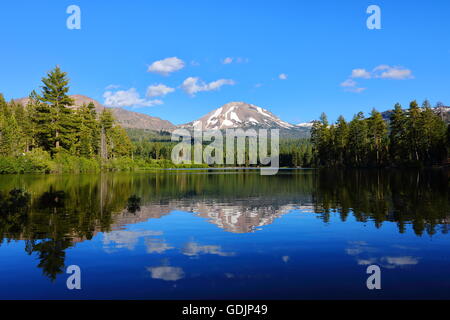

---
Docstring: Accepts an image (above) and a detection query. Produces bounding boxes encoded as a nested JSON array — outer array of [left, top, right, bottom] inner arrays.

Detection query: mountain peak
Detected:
[[182, 101, 295, 130]]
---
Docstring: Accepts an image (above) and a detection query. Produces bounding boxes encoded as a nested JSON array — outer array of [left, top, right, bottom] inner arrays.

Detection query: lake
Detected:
[[0, 169, 449, 299]]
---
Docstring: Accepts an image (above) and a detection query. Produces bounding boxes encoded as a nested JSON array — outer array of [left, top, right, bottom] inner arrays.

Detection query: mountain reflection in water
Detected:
[[0, 169, 448, 291]]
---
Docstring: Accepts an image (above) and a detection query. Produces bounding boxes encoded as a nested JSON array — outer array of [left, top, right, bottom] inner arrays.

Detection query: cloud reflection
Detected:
[[103, 230, 162, 251], [346, 241, 420, 269], [146, 238, 174, 254], [147, 266, 185, 281], [182, 241, 235, 257]]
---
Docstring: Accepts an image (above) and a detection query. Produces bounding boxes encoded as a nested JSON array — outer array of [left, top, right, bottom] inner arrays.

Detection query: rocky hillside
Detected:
[[14, 95, 175, 131]]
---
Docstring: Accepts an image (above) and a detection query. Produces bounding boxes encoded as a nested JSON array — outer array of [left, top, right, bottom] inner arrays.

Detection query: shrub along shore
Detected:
[[0, 150, 209, 174]]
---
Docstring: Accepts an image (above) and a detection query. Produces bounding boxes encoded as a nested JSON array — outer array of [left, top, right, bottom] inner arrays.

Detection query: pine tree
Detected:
[[0, 94, 9, 155], [333, 115, 349, 166], [406, 100, 421, 162], [110, 126, 132, 157], [99, 109, 114, 159], [0, 93, 10, 116], [348, 112, 369, 167], [428, 102, 447, 164], [20, 98, 37, 152], [419, 100, 436, 164], [389, 103, 407, 165], [33, 97, 53, 152], [76, 103, 100, 158], [0, 109, 21, 156], [86, 102, 100, 155], [447, 125, 450, 161], [367, 109, 388, 166], [311, 113, 332, 166], [36, 66, 75, 154]]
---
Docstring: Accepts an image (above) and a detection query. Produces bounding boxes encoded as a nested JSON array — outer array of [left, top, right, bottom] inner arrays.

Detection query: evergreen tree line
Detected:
[[0, 66, 132, 164], [130, 134, 314, 168], [279, 138, 313, 167], [311, 100, 449, 167]]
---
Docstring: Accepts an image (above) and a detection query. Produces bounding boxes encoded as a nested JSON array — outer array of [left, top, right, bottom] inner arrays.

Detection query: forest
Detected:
[[310, 101, 449, 167], [0, 66, 135, 173], [130, 130, 314, 168]]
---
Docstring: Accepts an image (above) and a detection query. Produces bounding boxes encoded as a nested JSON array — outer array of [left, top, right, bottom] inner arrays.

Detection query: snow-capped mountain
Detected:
[[181, 102, 295, 130], [296, 122, 314, 128]]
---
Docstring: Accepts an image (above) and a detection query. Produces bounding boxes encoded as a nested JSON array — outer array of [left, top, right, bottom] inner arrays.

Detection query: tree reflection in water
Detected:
[[0, 169, 448, 280]]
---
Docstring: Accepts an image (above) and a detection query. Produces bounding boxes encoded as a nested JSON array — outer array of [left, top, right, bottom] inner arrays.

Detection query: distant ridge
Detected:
[[14, 95, 176, 131], [380, 105, 450, 123]]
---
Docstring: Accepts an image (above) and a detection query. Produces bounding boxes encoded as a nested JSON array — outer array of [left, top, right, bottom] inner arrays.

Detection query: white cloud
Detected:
[[342, 65, 413, 91], [373, 64, 390, 71], [373, 65, 414, 79], [350, 87, 366, 93], [349, 87, 366, 93], [340, 79, 366, 93], [181, 77, 235, 96], [222, 57, 248, 64], [279, 73, 288, 80], [341, 79, 357, 87], [348, 65, 413, 80], [236, 57, 249, 63], [103, 88, 163, 108], [105, 84, 120, 90], [223, 57, 233, 64], [146, 84, 175, 97], [341, 65, 413, 92], [148, 57, 185, 76], [351, 68, 371, 79]]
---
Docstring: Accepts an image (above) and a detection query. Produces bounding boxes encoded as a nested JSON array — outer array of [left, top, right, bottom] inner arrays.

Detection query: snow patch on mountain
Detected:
[[181, 102, 296, 130], [296, 122, 314, 128], [230, 112, 241, 122]]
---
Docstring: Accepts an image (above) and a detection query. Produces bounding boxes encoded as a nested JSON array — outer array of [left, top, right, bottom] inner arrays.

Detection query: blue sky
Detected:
[[1, 0, 449, 125]]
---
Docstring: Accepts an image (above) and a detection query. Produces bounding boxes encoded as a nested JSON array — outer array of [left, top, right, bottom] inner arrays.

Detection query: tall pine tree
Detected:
[[389, 103, 407, 165], [35, 66, 75, 154]]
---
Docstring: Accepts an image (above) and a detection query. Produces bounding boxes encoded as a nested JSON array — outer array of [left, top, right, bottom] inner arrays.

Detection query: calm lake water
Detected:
[[0, 169, 449, 299]]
